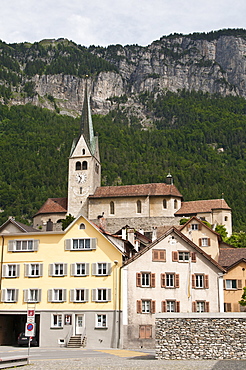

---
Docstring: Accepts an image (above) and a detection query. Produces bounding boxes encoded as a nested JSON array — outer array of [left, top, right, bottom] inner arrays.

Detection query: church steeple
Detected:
[[80, 80, 96, 155]]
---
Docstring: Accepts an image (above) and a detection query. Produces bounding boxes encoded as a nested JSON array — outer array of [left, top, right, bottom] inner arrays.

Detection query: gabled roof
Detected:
[[175, 198, 231, 215], [0, 217, 40, 233], [218, 248, 246, 268], [179, 216, 222, 240], [123, 226, 225, 272], [34, 198, 67, 216], [89, 183, 182, 199]]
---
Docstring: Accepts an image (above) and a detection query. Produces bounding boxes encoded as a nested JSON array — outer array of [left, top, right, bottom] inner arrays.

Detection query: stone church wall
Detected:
[[155, 313, 246, 360]]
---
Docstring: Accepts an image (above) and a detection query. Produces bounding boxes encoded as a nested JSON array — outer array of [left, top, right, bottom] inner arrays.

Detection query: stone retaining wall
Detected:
[[155, 313, 246, 360]]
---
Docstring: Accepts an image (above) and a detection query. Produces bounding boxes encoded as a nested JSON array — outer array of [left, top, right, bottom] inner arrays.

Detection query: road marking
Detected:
[[96, 349, 149, 358]]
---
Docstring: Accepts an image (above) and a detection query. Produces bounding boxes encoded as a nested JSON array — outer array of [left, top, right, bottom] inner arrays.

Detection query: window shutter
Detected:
[[107, 263, 112, 275], [24, 264, 29, 277], [107, 289, 112, 302], [63, 264, 68, 276], [175, 274, 180, 288], [226, 303, 232, 312], [85, 289, 89, 302], [204, 275, 209, 289], [70, 289, 75, 302], [92, 263, 97, 276], [48, 289, 53, 302], [208, 238, 211, 246], [16, 264, 20, 278], [161, 273, 166, 288], [199, 238, 202, 247], [205, 302, 210, 312], [91, 238, 97, 250], [92, 289, 97, 301], [62, 289, 67, 302], [1, 289, 6, 302], [191, 252, 196, 262], [137, 300, 142, 313], [139, 325, 146, 339], [223, 280, 226, 289], [33, 240, 39, 251], [23, 289, 28, 303], [198, 224, 202, 230], [176, 301, 180, 313], [237, 280, 242, 289], [8, 240, 15, 251], [152, 250, 159, 261], [49, 264, 54, 276], [14, 289, 19, 302], [151, 273, 156, 288], [192, 301, 196, 312], [145, 325, 152, 339], [160, 250, 166, 261], [64, 239, 72, 250], [2, 265, 7, 277], [85, 263, 89, 275], [192, 274, 196, 289], [172, 251, 178, 262], [151, 300, 156, 314], [37, 289, 42, 303], [136, 273, 141, 287], [162, 301, 166, 312], [71, 264, 76, 276]]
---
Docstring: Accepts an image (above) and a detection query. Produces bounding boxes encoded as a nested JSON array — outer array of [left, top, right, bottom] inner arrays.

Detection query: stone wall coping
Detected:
[[156, 312, 246, 319]]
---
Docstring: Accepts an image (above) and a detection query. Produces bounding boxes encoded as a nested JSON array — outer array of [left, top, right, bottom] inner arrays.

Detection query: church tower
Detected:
[[67, 82, 101, 217]]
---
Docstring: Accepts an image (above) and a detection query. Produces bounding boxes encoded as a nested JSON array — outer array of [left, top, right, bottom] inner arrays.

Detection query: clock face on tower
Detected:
[[76, 173, 87, 183]]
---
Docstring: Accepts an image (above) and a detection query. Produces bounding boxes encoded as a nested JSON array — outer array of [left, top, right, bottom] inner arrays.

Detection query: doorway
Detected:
[[75, 314, 84, 335]]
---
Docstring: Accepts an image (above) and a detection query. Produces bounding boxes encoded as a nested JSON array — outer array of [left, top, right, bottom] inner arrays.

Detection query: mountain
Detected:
[[0, 29, 246, 121]]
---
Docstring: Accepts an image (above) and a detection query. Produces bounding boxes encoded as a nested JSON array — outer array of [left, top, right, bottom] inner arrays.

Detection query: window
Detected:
[[162, 300, 180, 312], [92, 263, 111, 276], [139, 325, 152, 339], [65, 238, 97, 250], [163, 199, 167, 209], [137, 300, 156, 314], [48, 289, 67, 302], [70, 289, 89, 302], [152, 249, 166, 262], [110, 201, 115, 215], [225, 279, 242, 290], [174, 199, 178, 209], [92, 288, 111, 302], [178, 251, 190, 262], [3, 264, 20, 278], [52, 314, 63, 328], [191, 224, 199, 230], [96, 314, 107, 328], [172, 251, 196, 262], [161, 273, 179, 288], [192, 301, 209, 313], [199, 238, 210, 247], [25, 263, 43, 277], [82, 149, 85, 155], [82, 161, 87, 170], [71, 263, 89, 276], [136, 272, 155, 287], [224, 303, 232, 312], [79, 223, 85, 229], [75, 161, 81, 170], [225, 216, 228, 221], [137, 200, 142, 214], [49, 263, 67, 276], [1, 289, 18, 302], [8, 239, 38, 252], [24, 289, 41, 303], [192, 274, 209, 289]]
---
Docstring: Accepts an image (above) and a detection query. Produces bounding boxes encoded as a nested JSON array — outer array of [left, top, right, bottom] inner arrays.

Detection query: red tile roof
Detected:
[[34, 198, 67, 216], [89, 183, 182, 199], [218, 248, 246, 268], [175, 199, 231, 215]]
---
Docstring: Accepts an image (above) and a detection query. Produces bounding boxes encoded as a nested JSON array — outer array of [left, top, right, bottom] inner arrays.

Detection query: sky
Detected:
[[1, 0, 246, 47]]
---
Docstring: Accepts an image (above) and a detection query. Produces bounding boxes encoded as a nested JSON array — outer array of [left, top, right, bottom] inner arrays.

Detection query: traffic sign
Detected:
[[27, 309, 35, 323], [25, 322, 35, 337]]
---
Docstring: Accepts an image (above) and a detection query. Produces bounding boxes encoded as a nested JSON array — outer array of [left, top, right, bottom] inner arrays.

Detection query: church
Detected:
[[33, 84, 232, 236]]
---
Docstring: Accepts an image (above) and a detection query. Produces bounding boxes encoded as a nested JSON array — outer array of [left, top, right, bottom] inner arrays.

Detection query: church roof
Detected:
[[175, 199, 231, 215], [218, 248, 246, 268], [34, 198, 67, 216], [89, 183, 182, 199]]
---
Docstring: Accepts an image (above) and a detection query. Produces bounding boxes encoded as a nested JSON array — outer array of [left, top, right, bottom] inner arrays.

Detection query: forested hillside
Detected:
[[0, 90, 246, 231]]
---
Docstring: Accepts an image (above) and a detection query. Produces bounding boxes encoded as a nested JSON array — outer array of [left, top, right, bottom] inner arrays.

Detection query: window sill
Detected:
[[95, 326, 108, 330], [50, 326, 63, 329]]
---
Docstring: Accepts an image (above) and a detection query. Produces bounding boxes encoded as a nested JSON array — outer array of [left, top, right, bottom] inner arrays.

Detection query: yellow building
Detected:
[[0, 216, 123, 348]]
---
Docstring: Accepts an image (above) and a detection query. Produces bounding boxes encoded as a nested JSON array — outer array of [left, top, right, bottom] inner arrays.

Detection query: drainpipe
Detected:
[[0, 236, 4, 293], [218, 272, 224, 312], [118, 263, 122, 349]]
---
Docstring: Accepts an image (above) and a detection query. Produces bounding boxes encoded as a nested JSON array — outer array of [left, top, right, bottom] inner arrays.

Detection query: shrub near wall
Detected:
[[155, 313, 246, 360]]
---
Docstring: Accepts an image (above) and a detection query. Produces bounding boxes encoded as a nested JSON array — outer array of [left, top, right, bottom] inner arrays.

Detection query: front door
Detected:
[[75, 314, 84, 335]]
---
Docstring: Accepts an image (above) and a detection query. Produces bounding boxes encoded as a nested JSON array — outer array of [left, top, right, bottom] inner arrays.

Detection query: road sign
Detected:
[[25, 322, 35, 337], [27, 309, 35, 323]]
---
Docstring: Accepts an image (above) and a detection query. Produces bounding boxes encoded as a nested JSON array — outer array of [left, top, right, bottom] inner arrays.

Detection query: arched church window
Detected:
[[79, 223, 85, 229], [82, 149, 85, 155], [76, 161, 81, 170], [82, 161, 88, 170], [137, 200, 142, 214], [163, 199, 167, 209], [174, 199, 178, 209], [110, 201, 115, 215]]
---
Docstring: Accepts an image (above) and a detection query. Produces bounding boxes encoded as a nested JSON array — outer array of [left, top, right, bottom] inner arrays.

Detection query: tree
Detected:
[[61, 214, 75, 230], [215, 225, 228, 241], [225, 231, 246, 248], [239, 287, 246, 307]]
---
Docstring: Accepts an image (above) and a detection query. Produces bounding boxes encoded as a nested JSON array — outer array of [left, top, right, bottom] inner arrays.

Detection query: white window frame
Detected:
[[96, 314, 107, 328], [1, 288, 18, 302], [196, 274, 204, 288], [49, 263, 67, 277], [92, 288, 111, 302], [225, 279, 237, 290], [141, 272, 150, 287], [92, 263, 111, 276], [166, 273, 175, 288], [196, 301, 205, 313], [3, 264, 20, 278], [8, 239, 39, 252], [51, 314, 63, 328], [142, 300, 151, 313], [70, 288, 89, 302], [24, 289, 41, 303], [25, 263, 43, 277], [48, 289, 67, 302], [71, 263, 89, 277], [166, 300, 175, 312], [201, 238, 209, 246], [65, 238, 97, 251], [191, 224, 199, 230], [178, 251, 189, 262]]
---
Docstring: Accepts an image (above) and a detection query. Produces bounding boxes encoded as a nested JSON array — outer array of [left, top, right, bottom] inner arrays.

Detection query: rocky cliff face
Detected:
[[3, 33, 246, 119]]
